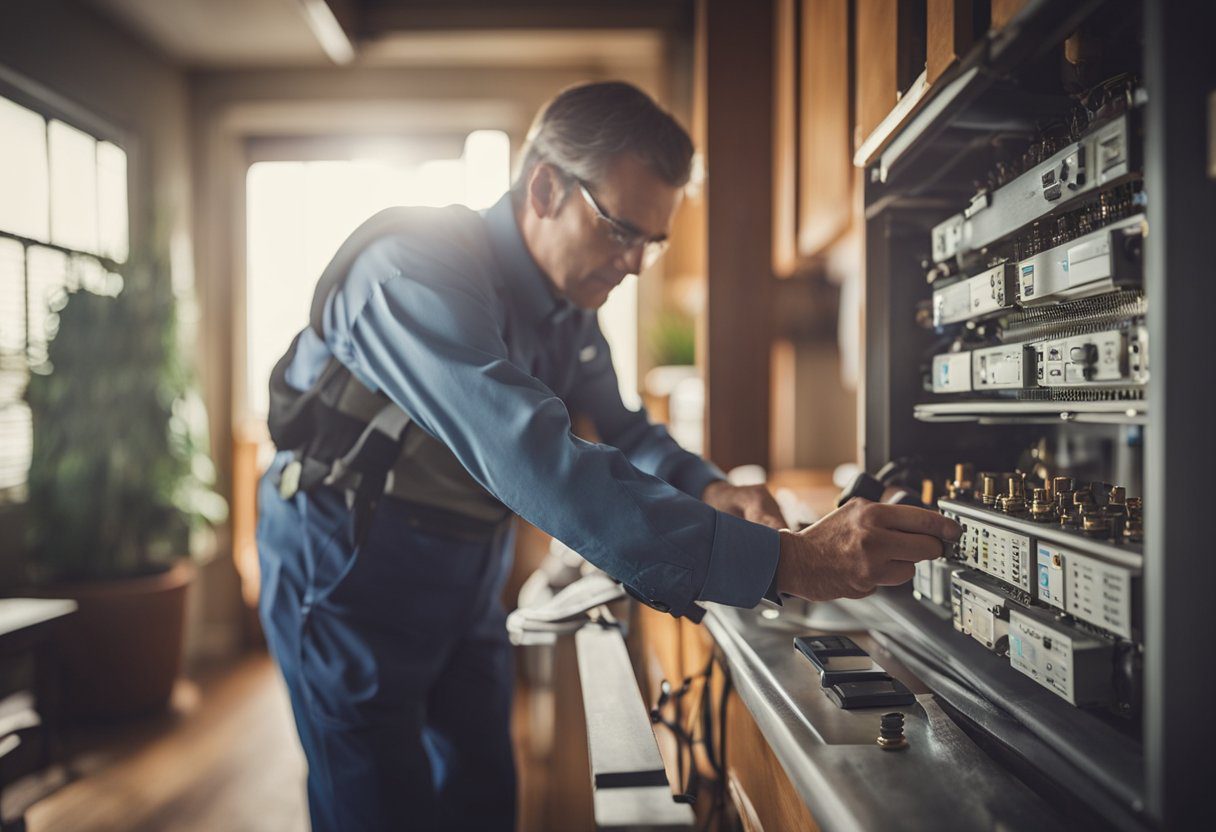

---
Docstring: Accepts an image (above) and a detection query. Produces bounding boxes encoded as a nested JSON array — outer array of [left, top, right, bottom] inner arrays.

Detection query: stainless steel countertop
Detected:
[[704, 602, 1066, 832]]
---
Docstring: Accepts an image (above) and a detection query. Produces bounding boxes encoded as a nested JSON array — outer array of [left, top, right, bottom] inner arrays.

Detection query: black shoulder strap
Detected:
[[266, 338, 345, 451]]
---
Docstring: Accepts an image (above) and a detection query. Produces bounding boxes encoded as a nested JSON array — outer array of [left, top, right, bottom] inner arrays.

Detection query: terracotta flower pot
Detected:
[[40, 560, 193, 721]]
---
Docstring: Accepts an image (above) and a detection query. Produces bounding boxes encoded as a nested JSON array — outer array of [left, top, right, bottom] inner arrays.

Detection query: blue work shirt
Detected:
[[280, 192, 780, 617]]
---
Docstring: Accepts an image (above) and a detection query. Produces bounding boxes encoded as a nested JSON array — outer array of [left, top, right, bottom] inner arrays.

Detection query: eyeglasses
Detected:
[[574, 179, 670, 271]]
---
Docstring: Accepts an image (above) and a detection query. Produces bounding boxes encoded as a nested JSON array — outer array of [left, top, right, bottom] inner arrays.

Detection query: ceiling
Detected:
[[85, 0, 337, 67], [83, 0, 691, 69]]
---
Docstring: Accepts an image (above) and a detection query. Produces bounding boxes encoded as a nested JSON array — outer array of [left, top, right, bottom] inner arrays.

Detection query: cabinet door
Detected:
[[927, 0, 976, 84], [990, 0, 1030, 31], [799, 0, 853, 258]]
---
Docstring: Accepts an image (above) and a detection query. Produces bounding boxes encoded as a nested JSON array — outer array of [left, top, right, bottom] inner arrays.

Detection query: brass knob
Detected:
[[1125, 513, 1144, 543], [947, 463, 974, 501], [1029, 488, 1054, 522], [981, 473, 999, 507], [1081, 505, 1110, 537], [1000, 476, 1027, 515], [1054, 479, 1075, 522]]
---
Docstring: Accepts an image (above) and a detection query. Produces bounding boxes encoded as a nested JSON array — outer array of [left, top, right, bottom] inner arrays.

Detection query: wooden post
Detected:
[[700, 0, 775, 471]]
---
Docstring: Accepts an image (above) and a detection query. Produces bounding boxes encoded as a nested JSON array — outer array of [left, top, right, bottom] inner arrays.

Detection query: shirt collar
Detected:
[[483, 192, 576, 329]]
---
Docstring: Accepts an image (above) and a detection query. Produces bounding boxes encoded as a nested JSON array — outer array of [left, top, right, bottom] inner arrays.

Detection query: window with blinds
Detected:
[[0, 94, 127, 504]]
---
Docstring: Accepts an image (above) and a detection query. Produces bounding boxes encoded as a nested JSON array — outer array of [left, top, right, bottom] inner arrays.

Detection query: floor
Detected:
[[24, 653, 309, 832], [19, 651, 550, 832]]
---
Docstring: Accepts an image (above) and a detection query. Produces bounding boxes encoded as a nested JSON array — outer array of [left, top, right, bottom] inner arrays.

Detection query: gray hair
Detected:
[[512, 81, 694, 194]]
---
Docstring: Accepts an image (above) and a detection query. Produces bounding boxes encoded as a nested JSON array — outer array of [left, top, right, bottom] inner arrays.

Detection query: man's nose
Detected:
[[615, 243, 646, 276]]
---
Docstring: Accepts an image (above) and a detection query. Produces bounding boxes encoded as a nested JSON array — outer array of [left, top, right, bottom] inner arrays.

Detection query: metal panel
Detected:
[[1143, 0, 1216, 823]]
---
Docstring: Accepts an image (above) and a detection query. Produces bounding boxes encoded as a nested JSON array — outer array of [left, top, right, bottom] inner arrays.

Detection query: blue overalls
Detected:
[[256, 193, 780, 831]]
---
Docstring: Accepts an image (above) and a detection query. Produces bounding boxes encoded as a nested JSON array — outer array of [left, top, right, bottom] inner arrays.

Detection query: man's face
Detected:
[[523, 154, 683, 310]]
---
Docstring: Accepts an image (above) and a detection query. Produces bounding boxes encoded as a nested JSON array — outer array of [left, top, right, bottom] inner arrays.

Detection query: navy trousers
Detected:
[[256, 461, 516, 832]]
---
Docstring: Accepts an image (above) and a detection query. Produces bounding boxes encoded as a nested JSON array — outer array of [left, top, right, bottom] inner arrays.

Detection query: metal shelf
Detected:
[[860, 589, 1147, 831], [914, 398, 1147, 425]]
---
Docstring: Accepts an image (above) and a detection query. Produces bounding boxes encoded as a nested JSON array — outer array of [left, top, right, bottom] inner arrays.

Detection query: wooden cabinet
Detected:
[[989, 0, 1030, 31], [725, 688, 822, 832]]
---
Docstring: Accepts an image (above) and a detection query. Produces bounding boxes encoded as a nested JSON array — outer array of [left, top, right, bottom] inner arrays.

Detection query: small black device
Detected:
[[824, 679, 917, 710], [794, 635, 894, 686], [836, 470, 925, 509], [836, 472, 887, 507]]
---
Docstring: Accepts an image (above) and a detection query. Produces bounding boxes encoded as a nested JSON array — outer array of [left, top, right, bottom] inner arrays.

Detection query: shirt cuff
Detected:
[[696, 511, 781, 608], [763, 568, 784, 606]]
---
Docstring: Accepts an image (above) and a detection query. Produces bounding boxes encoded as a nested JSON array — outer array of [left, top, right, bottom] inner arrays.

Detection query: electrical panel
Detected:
[[856, 2, 1213, 824], [913, 60, 1148, 718]]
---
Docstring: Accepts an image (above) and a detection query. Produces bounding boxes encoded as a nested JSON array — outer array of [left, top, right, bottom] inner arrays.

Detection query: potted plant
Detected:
[[643, 311, 701, 446], [23, 248, 226, 720]]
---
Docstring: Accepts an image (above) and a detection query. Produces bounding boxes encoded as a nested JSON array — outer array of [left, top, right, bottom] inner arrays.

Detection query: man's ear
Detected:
[[526, 163, 566, 219]]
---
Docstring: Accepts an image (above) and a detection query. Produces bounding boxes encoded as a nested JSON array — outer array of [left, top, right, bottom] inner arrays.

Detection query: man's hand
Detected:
[[774, 499, 961, 601], [701, 480, 788, 530]]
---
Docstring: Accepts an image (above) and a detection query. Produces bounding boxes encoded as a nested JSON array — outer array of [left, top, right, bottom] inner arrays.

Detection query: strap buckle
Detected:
[[278, 459, 303, 500]]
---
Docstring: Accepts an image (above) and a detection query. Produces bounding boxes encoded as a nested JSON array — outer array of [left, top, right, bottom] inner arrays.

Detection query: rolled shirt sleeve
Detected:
[[324, 236, 779, 615]]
